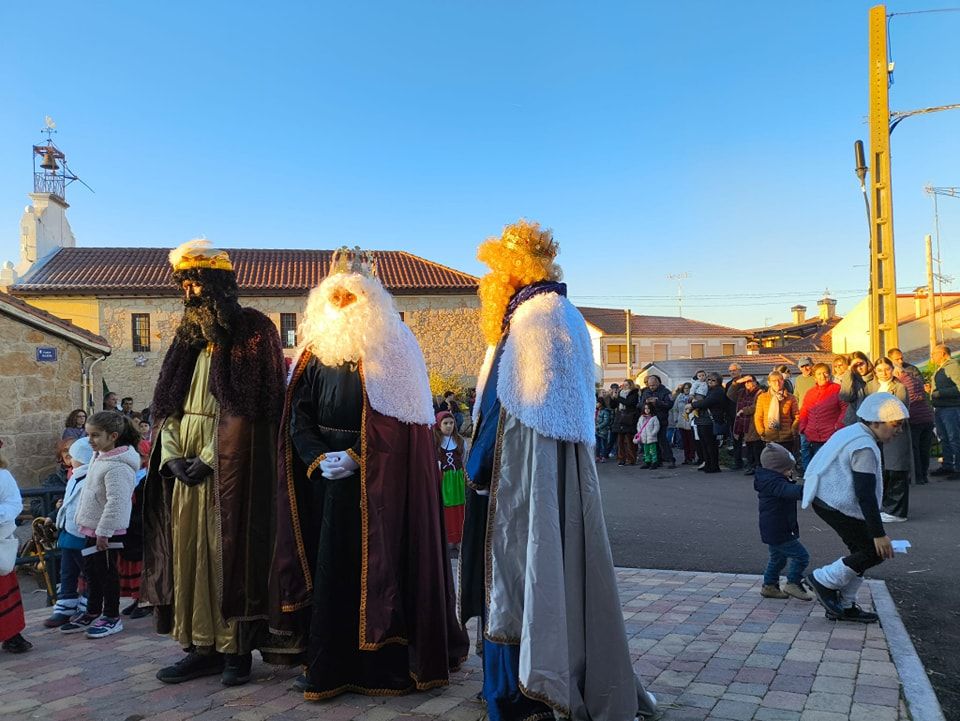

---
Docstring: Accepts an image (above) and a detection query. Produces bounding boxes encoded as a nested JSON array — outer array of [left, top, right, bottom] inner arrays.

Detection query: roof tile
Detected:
[[579, 306, 745, 337], [14, 248, 479, 296]]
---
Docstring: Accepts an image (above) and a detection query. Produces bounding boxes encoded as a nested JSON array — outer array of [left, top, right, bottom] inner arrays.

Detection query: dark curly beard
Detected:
[[175, 295, 240, 348]]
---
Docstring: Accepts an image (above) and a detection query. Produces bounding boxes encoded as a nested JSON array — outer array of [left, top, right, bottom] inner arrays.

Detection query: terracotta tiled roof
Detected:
[[0, 290, 111, 352], [13, 248, 479, 297], [579, 306, 745, 337]]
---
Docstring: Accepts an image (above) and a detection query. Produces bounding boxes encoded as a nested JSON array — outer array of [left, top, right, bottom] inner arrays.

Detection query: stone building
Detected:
[[0, 291, 110, 485], [10, 247, 484, 405]]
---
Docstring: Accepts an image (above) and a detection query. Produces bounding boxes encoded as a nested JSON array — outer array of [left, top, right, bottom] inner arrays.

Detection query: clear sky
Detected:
[[2, 1, 958, 329]]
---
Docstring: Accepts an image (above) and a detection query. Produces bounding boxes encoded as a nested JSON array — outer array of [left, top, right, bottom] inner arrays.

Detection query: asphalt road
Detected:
[[598, 457, 960, 720]]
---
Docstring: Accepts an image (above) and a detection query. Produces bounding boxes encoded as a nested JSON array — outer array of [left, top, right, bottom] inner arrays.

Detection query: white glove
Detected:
[[320, 451, 360, 480]]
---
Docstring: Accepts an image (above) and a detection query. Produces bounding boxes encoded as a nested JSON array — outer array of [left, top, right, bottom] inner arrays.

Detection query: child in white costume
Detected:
[[801, 392, 904, 623]]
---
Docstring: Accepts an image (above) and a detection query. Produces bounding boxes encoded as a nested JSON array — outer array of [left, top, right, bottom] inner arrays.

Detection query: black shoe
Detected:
[[806, 574, 844, 618], [222, 652, 253, 686], [744, 467, 756, 476], [121, 600, 138, 616], [291, 673, 309, 692], [828, 603, 879, 624], [157, 651, 225, 684], [617, 461, 625, 466], [638, 463, 650, 469], [1, 634, 33, 654], [930, 466, 955, 476], [130, 604, 154, 619]]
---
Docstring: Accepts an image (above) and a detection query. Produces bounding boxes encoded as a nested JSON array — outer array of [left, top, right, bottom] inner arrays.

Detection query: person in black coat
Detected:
[[640, 375, 675, 468], [613, 380, 640, 465], [685, 373, 726, 473]]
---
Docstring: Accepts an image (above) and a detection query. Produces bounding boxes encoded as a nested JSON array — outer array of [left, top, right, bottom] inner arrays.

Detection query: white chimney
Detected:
[[817, 296, 837, 321], [0, 261, 17, 291], [791, 305, 807, 325], [914, 287, 927, 319], [746, 340, 760, 356]]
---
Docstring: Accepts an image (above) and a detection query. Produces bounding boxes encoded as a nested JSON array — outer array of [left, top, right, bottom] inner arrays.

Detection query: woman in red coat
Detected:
[[798, 363, 846, 458]]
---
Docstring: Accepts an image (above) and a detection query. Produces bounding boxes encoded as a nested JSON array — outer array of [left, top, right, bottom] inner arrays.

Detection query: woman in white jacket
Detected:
[[0, 442, 31, 653]]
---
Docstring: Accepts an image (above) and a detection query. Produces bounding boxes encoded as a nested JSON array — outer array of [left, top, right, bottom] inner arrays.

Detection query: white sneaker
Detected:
[[880, 512, 907, 523]]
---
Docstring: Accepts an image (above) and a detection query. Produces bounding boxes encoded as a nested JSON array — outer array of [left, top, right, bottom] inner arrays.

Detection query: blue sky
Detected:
[[2, 1, 958, 328]]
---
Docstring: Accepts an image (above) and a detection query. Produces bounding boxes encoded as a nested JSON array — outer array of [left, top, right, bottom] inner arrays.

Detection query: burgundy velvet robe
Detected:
[[271, 350, 468, 690]]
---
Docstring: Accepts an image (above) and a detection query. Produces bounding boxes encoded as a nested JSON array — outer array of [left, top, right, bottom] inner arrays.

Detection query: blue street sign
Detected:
[[36, 346, 58, 362]]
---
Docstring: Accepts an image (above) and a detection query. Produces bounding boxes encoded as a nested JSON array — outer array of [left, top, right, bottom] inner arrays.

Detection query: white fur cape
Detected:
[[475, 292, 596, 445], [289, 321, 435, 426]]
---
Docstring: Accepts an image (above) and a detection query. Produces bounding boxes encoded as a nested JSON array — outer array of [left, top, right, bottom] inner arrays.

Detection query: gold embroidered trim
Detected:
[[306, 454, 326, 478], [285, 351, 315, 597], [357, 362, 372, 649], [482, 406, 507, 640], [317, 423, 361, 434], [301, 669, 450, 701], [518, 680, 571, 718], [346, 448, 361, 465]]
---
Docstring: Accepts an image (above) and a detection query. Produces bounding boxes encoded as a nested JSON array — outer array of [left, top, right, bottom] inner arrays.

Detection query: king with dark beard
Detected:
[[141, 239, 290, 686]]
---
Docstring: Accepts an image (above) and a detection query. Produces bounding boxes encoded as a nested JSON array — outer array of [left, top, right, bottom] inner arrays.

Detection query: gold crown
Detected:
[[169, 238, 234, 272], [329, 246, 377, 278], [499, 220, 559, 260]]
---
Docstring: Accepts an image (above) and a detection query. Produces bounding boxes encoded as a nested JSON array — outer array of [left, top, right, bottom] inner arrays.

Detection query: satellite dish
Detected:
[[45, 116, 56, 130]]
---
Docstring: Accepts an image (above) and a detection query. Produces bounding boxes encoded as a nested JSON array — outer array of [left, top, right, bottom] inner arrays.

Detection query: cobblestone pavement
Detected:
[[2, 569, 916, 721]]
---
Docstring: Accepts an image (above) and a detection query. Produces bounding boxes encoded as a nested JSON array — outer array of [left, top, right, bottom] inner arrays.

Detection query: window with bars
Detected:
[[131, 313, 151, 352], [280, 313, 297, 348]]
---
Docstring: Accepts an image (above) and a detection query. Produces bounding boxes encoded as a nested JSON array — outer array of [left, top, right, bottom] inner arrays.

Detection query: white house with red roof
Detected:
[[578, 306, 748, 387]]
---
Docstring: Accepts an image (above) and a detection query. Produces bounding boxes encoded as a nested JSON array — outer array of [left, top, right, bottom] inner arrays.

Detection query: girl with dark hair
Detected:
[[840, 352, 875, 426], [434, 411, 467, 552], [63, 409, 88, 441], [59, 411, 140, 639]]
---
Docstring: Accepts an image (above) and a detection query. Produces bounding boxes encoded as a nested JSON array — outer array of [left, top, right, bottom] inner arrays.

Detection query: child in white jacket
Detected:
[[45, 437, 94, 627], [634, 402, 662, 469], [59, 412, 140, 639]]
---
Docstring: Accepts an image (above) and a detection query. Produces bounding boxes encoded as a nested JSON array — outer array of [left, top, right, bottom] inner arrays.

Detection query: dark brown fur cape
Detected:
[[151, 307, 284, 423]]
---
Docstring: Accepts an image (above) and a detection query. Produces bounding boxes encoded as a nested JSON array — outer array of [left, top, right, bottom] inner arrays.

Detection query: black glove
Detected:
[[185, 457, 213, 484], [163, 458, 196, 486]]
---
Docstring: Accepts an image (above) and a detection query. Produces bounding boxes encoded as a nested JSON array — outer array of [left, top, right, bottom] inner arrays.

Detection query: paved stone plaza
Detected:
[[1, 569, 925, 721]]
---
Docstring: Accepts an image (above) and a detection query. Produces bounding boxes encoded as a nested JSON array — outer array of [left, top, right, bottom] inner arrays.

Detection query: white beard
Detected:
[[298, 273, 395, 367]]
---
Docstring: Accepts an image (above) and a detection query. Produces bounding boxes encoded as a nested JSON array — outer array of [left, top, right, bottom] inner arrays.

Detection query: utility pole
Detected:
[[667, 272, 690, 317], [867, 4, 900, 360], [625, 309, 633, 379], [926, 234, 938, 357]]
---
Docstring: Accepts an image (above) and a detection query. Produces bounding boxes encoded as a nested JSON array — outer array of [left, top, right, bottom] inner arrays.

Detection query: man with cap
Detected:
[[801, 392, 906, 623], [793, 357, 816, 473], [461, 220, 657, 721], [142, 239, 289, 685]]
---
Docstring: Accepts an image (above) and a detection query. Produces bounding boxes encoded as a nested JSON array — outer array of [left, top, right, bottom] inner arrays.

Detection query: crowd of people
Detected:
[[1, 224, 958, 719], [597, 347, 960, 524]]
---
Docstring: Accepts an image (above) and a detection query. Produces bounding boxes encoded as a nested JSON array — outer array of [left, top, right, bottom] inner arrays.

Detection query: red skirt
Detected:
[[444, 504, 465, 545], [0, 572, 25, 642], [117, 558, 142, 599]]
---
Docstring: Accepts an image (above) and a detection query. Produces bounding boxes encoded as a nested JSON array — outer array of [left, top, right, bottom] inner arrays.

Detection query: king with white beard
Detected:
[[269, 247, 468, 700]]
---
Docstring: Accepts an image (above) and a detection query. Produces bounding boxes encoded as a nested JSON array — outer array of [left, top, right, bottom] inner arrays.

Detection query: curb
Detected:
[[868, 579, 946, 721]]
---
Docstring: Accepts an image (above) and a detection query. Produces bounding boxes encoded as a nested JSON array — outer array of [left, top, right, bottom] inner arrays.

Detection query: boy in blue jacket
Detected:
[[754, 443, 814, 600]]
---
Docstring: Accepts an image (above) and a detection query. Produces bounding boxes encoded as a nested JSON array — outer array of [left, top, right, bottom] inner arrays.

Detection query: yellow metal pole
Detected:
[[625, 309, 633, 379], [868, 4, 899, 359]]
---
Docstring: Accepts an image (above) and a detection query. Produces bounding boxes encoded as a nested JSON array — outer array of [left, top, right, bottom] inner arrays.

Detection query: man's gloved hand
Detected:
[[320, 451, 359, 480], [163, 458, 193, 484], [185, 457, 213, 484]]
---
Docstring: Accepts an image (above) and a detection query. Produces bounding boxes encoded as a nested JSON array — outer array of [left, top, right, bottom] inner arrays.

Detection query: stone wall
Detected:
[[0, 314, 99, 486], [95, 293, 484, 407]]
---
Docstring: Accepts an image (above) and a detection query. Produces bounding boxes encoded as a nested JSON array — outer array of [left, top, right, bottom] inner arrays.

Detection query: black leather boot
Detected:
[[157, 651, 224, 683], [222, 652, 253, 686]]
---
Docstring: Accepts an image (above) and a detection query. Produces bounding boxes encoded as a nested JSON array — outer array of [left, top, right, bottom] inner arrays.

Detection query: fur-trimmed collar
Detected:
[[151, 307, 285, 422], [288, 322, 434, 426], [496, 292, 596, 444]]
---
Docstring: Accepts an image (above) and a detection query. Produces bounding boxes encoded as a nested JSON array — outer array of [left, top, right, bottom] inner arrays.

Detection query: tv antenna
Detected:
[[666, 272, 690, 317]]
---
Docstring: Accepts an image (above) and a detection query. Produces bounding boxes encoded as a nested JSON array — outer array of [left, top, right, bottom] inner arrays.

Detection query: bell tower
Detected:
[[15, 118, 79, 276]]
